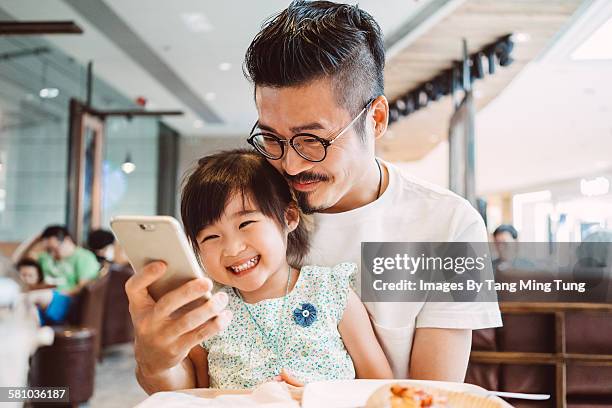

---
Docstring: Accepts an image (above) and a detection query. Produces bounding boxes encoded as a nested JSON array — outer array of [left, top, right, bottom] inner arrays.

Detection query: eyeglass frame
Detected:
[[247, 98, 375, 163]]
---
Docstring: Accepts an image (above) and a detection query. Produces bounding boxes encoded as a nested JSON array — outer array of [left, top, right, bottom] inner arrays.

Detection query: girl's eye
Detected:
[[239, 220, 255, 229], [200, 235, 219, 243]]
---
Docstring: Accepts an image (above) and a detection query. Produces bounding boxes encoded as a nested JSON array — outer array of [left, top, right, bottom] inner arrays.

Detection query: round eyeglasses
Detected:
[[247, 100, 373, 163]]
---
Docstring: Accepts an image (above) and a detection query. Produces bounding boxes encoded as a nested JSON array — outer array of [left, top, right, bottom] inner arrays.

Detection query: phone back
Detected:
[[110, 216, 205, 300]]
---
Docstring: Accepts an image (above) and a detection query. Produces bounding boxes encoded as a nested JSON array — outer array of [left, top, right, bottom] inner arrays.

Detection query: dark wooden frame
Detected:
[[67, 99, 104, 244], [470, 302, 612, 408]]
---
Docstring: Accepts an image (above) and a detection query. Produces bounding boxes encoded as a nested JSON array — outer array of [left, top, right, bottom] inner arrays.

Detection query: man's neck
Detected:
[[59, 242, 77, 260]]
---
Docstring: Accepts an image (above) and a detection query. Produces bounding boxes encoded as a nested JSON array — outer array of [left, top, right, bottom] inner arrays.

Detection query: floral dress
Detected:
[[202, 262, 357, 389]]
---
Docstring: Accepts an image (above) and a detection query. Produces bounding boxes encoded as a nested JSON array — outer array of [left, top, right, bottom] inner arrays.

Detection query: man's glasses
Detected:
[[247, 100, 373, 163]]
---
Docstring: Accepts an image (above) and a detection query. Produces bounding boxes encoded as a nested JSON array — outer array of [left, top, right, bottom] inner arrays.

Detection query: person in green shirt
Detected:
[[36, 225, 100, 295]]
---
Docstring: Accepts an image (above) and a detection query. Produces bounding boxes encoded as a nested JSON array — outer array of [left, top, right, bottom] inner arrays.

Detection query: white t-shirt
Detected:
[[304, 160, 502, 378]]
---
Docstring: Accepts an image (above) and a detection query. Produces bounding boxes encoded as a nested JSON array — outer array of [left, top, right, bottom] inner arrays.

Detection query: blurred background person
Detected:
[[17, 225, 100, 296], [492, 224, 535, 272], [16, 258, 72, 325]]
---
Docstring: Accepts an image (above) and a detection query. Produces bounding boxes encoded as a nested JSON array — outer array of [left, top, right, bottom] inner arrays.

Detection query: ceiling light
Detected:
[[193, 120, 204, 128], [388, 105, 399, 123], [572, 15, 612, 60], [218, 62, 232, 71], [205, 92, 216, 101], [486, 48, 496, 74], [470, 52, 485, 80], [181, 13, 214, 33], [580, 177, 610, 197], [511, 32, 531, 43], [121, 153, 135, 174], [494, 37, 514, 67], [39, 87, 59, 99]]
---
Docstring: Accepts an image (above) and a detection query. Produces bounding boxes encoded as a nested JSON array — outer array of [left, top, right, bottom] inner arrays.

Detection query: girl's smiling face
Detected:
[[196, 193, 298, 299]]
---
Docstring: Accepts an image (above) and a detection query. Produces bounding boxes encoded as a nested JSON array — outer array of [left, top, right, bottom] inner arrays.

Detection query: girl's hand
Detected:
[[274, 368, 304, 387], [274, 369, 304, 401]]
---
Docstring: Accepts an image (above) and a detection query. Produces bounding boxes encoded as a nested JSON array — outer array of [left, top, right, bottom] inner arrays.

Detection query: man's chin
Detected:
[[295, 191, 328, 214]]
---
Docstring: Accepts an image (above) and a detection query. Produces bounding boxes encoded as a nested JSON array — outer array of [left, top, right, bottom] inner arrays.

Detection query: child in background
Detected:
[[180, 149, 392, 389], [17, 258, 72, 325]]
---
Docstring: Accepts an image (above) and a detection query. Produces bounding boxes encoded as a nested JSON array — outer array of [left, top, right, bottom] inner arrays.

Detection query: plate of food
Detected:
[[302, 379, 513, 408]]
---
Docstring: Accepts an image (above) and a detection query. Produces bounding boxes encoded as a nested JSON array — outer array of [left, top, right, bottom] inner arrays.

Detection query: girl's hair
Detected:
[[181, 149, 310, 268]]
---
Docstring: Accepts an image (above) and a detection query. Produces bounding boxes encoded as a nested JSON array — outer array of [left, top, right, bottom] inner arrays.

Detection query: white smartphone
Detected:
[[110, 215, 211, 301]]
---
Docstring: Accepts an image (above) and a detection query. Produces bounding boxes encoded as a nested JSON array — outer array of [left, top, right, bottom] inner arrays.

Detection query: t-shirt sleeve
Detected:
[[328, 262, 357, 322], [417, 199, 503, 330], [76, 250, 101, 283]]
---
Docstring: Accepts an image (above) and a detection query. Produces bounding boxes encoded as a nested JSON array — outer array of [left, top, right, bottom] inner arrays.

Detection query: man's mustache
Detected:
[[283, 172, 329, 184]]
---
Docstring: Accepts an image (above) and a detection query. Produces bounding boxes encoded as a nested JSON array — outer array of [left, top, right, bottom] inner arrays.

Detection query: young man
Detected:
[[243, 0, 501, 381], [36, 225, 100, 296], [126, 1, 501, 392]]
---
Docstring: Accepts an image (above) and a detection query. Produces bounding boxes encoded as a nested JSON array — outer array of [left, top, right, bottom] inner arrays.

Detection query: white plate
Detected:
[[302, 379, 490, 408]]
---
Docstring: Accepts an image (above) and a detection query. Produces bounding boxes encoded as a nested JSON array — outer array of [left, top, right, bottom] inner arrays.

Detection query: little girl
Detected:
[[180, 149, 392, 389]]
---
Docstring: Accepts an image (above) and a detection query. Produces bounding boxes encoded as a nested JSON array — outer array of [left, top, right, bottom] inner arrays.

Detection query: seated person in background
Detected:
[[87, 229, 118, 274], [17, 258, 72, 325], [35, 225, 100, 296], [492, 224, 534, 272]]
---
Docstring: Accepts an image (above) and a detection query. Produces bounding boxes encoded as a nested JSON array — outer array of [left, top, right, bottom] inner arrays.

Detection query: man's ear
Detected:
[[284, 202, 300, 233], [371, 95, 389, 141]]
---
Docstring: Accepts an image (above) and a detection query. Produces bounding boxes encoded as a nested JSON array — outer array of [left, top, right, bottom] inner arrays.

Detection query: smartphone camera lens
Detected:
[[139, 223, 155, 231]]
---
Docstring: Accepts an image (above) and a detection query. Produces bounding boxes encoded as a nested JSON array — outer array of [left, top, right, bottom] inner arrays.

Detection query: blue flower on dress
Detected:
[[293, 303, 317, 327]]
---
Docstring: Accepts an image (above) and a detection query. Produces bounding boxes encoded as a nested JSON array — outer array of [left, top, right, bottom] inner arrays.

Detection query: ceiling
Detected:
[[379, 0, 585, 161], [0, 0, 436, 135], [1, 0, 610, 196], [395, 0, 612, 195]]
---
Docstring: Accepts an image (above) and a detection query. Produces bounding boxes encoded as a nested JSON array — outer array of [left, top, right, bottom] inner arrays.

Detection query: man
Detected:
[[491, 224, 533, 272], [37, 225, 100, 296], [87, 229, 116, 265], [126, 1, 501, 392]]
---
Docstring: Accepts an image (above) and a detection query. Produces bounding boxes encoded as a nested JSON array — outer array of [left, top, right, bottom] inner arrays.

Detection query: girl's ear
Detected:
[[284, 202, 300, 233]]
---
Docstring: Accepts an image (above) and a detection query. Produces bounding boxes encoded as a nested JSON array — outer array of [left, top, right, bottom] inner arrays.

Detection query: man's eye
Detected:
[[200, 235, 219, 243], [239, 220, 255, 229]]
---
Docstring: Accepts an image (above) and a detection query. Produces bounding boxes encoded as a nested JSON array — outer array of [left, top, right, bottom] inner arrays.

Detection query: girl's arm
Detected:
[[338, 289, 393, 379], [188, 345, 210, 388]]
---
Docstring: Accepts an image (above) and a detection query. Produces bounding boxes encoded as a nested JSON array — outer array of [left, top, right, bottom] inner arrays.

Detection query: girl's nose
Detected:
[[222, 236, 247, 257]]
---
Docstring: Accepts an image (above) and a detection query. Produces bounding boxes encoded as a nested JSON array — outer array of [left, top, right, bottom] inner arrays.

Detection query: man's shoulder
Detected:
[[72, 247, 100, 267], [388, 162, 474, 213]]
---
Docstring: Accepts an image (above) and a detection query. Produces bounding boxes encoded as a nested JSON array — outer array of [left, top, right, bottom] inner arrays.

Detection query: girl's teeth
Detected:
[[230, 256, 259, 272]]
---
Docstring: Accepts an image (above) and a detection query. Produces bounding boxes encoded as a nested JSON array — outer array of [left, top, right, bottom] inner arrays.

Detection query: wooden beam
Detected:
[[0, 21, 83, 35]]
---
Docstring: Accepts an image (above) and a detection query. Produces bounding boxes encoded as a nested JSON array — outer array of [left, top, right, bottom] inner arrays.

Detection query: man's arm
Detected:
[[409, 328, 472, 381], [11, 234, 42, 263], [136, 354, 196, 394]]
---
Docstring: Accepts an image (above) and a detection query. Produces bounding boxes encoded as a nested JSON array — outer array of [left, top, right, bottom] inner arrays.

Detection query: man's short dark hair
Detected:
[[244, 0, 385, 139], [493, 224, 518, 240], [16, 258, 44, 284], [41, 225, 71, 242], [87, 229, 115, 251]]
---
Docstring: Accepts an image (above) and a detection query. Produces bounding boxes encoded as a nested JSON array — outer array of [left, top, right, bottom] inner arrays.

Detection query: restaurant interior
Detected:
[[0, 0, 611, 407]]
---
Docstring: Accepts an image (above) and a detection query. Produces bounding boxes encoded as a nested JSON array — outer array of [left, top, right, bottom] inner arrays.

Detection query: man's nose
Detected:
[[282, 146, 313, 176]]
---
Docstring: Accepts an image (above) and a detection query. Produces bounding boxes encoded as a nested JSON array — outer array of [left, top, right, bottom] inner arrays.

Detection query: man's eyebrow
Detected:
[[257, 122, 326, 135]]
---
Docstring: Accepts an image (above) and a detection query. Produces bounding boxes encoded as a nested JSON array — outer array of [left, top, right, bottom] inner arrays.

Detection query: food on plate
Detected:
[[366, 384, 448, 408]]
